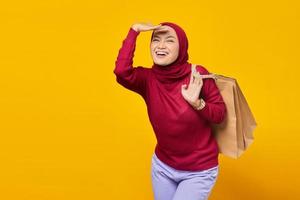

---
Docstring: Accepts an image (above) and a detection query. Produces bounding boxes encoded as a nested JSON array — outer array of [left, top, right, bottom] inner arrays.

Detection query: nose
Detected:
[[157, 41, 166, 49]]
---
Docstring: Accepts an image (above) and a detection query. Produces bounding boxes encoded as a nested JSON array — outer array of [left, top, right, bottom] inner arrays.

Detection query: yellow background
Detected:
[[0, 0, 299, 199]]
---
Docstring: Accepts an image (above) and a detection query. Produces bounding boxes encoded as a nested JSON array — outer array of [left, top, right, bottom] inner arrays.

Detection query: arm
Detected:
[[196, 66, 227, 124], [113, 27, 148, 97]]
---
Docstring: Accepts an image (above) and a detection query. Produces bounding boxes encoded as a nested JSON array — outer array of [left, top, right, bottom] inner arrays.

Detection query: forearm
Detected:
[[196, 100, 226, 124], [113, 27, 140, 77], [113, 27, 148, 97]]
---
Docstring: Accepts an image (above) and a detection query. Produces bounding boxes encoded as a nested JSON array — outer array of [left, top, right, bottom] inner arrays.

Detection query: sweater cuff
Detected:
[[196, 101, 210, 116], [127, 27, 140, 40]]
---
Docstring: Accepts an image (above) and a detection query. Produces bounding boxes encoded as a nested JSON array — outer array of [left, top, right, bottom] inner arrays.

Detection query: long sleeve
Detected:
[[113, 27, 148, 98], [197, 66, 227, 124]]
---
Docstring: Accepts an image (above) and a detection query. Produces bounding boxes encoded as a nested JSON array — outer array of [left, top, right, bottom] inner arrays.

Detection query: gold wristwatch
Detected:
[[195, 98, 206, 110]]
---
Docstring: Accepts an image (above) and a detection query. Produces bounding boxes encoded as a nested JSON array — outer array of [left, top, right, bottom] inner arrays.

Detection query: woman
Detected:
[[113, 22, 227, 200]]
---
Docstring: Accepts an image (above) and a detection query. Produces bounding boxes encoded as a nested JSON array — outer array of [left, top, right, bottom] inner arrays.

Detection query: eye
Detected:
[[152, 39, 159, 42], [167, 40, 174, 42]]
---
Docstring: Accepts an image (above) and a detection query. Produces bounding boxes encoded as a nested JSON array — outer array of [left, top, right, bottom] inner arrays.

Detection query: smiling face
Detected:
[[150, 26, 179, 66]]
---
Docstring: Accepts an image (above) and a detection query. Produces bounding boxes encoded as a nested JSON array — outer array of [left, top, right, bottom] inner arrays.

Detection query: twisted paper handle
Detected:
[[191, 64, 218, 81]]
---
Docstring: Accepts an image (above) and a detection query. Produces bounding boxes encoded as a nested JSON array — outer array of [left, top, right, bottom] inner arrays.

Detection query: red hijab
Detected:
[[151, 22, 191, 83]]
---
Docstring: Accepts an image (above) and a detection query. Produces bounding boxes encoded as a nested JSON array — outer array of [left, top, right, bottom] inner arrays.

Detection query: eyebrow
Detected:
[[153, 35, 176, 39]]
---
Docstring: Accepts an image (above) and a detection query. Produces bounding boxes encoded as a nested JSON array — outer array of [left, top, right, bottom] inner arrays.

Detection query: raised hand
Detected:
[[131, 22, 162, 33], [181, 69, 203, 108]]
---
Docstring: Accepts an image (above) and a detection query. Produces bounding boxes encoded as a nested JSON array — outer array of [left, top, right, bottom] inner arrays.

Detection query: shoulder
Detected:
[[195, 64, 210, 75], [135, 66, 152, 76], [136, 66, 151, 72]]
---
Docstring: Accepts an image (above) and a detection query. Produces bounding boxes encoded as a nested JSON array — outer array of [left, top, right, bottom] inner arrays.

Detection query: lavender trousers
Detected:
[[151, 153, 219, 200]]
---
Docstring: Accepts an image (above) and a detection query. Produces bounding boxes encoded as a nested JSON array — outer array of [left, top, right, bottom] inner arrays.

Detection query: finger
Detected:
[[152, 25, 162, 29], [190, 76, 196, 85], [190, 68, 195, 84], [194, 77, 200, 85], [147, 25, 162, 31], [195, 72, 202, 84], [192, 72, 200, 84], [199, 77, 203, 87], [155, 26, 168, 32], [195, 78, 201, 85]]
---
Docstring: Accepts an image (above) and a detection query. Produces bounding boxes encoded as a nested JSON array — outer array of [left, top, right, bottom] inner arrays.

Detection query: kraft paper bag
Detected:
[[192, 64, 257, 159]]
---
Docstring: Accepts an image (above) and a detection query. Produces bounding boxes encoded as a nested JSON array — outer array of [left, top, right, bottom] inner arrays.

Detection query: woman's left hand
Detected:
[[181, 70, 203, 108]]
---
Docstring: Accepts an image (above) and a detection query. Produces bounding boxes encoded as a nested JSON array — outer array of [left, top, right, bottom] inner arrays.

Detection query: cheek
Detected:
[[170, 45, 179, 56], [150, 44, 156, 52]]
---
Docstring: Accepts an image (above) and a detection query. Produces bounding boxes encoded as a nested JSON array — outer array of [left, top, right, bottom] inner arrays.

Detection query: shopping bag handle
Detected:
[[191, 64, 218, 81]]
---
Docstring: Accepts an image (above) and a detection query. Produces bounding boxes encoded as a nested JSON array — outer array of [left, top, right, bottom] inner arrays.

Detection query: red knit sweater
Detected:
[[113, 28, 227, 171]]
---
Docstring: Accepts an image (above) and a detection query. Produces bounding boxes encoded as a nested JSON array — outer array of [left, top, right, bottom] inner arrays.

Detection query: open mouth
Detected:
[[155, 51, 168, 58]]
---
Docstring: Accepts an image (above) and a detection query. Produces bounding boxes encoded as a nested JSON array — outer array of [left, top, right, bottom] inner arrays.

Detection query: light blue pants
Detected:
[[151, 153, 219, 200]]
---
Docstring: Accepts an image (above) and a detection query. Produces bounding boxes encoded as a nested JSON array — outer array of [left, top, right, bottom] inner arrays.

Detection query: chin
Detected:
[[155, 62, 168, 66], [153, 58, 173, 66]]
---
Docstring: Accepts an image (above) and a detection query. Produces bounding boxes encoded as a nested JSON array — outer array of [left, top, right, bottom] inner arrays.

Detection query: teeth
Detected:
[[156, 51, 168, 55]]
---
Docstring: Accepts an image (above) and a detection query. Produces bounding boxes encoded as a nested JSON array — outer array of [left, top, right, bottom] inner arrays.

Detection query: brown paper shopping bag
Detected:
[[192, 64, 257, 159]]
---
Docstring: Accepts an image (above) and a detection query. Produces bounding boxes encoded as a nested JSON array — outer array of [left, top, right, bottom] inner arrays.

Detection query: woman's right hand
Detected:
[[131, 22, 162, 33]]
